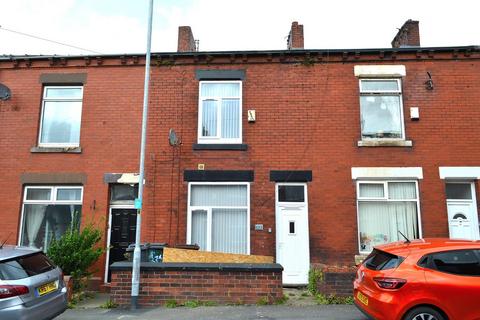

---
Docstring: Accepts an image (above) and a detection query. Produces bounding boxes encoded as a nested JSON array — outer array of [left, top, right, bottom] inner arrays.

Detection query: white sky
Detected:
[[0, 0, 478, 56]]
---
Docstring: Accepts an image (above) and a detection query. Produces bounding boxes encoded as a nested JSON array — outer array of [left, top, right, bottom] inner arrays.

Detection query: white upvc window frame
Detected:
[[358, 78, 406, 141], [38, 85, 84, 148], [355, 180, 422, 254], [19, 186, 84, 248], [197, 80, 242, 144], [186, 182, 250, 254]]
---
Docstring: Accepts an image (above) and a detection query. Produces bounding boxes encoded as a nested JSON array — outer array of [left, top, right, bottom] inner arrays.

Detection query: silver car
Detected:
[[0, 245, 67, 320]]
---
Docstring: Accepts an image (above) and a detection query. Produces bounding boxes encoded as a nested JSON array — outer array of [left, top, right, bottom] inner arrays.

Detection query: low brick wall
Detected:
[[110, 262, 283, 306], [313, 265, 356, 297]]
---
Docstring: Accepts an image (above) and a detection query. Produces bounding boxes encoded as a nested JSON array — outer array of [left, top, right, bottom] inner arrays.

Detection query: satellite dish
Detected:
[[0, 83, 11, 101], [168, 129, 179, 146]]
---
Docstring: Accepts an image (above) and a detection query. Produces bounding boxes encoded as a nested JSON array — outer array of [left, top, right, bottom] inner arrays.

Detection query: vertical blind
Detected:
[[200, 82, 240, 140], [212, 208, 247, 254], [191, 210, 207, 251], [190, 184, 248, 254], [202, 100, 217, 137], [191, 185, 247, 206]]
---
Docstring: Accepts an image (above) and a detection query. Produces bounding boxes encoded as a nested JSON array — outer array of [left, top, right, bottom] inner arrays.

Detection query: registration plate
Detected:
[[37, 281, 57, 296], [357, 291, 369, 306]]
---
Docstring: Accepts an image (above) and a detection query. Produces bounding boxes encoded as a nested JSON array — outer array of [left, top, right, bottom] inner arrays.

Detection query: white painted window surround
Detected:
[[187, 182, 250, 254], [354, 65, 406, 77], [351, 167, 423, 180], [439, 167, 480, 179], [39, 86, 83, 148], [198, 81, 242, 144]]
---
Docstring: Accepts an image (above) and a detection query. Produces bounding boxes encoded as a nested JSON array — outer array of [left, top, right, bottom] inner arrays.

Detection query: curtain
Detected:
[[212, 209, 247, 254], [191, 185, 247, 206], [358, 201, 418, 252], [25, 204, 47, 247], [191, 210, 207, 250]]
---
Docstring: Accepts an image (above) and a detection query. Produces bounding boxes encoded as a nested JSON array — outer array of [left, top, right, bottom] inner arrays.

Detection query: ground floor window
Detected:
[[20, 186, 83, 250], [357, 181, 420, 253], [187, 183, 249, 254]]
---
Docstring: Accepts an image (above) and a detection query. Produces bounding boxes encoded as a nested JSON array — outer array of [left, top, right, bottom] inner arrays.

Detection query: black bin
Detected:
[[126, 243, 167, 263]]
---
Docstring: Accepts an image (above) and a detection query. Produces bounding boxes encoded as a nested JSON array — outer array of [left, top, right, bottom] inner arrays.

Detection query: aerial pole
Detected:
[[131, 0, 154, 310]]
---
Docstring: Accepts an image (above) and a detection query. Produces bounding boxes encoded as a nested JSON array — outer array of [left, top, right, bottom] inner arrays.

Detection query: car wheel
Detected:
[[404, 306, 445, 320]]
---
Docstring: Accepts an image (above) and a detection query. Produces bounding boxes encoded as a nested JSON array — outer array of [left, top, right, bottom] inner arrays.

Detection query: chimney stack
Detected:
[[391, 19, 420, 48], [177, 26, 197, 52], [287, 21, 304, 50]]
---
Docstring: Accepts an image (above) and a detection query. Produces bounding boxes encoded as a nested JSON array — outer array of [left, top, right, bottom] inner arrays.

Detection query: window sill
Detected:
[[30, 146, 82, 153], [193, 144, 248, 151], [357, 140, 412, 147]]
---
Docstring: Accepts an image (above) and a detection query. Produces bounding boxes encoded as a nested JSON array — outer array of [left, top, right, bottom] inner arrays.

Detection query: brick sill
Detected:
[[355, 254, 368, 266], [357, 140, 413, 147], [30, 146, 82, 153], [193, 143, 248, 151]]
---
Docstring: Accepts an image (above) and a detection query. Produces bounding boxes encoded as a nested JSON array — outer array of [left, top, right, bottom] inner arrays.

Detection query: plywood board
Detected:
[[163, 247, 274, 263]]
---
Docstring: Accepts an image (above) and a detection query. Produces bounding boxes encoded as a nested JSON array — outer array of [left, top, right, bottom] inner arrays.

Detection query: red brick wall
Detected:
[[143, 52, 480, 268], [110, 266, 283, 306], [0, 59, 145, 275], [1, 49, 479, 284]]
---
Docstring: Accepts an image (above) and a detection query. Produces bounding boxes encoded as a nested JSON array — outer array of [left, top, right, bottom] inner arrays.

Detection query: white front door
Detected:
[[276, 183, 310, 285], [446, 182, 480, 240]]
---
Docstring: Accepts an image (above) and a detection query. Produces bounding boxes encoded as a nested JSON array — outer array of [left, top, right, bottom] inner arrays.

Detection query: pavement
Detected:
[[58, 305, 367, 320], [56, 289, 368, 320]]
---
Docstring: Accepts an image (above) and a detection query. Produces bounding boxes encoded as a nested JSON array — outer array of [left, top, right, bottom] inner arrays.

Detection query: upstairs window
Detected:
[[359, 79, 404, 140], [39, 86, 83, 147], [198, 81, 242, 144]]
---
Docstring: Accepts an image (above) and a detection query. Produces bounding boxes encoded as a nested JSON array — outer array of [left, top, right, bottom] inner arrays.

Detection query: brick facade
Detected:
[[110, 263, 283, 306], [0, 21, 479, 294]]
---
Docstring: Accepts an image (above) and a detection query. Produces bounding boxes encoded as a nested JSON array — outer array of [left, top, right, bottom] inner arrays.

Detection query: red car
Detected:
[[353, 238, 480, 320]]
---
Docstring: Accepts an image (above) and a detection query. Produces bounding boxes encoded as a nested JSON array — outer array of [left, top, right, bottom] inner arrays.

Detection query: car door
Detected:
[[423, 249, 480, 320]]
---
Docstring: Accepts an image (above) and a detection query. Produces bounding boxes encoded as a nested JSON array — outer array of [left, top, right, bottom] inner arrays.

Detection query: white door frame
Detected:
[[446, 181, 480, 240], [275, 182, 310, 285], [104, 204, 135, 284]]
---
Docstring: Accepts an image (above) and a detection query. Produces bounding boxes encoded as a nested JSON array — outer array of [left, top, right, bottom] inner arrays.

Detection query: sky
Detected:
[[0, 0, 478, 56]]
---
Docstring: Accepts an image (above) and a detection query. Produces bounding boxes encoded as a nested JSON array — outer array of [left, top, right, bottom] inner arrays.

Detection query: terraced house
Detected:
[[0, 19, 479, 294]]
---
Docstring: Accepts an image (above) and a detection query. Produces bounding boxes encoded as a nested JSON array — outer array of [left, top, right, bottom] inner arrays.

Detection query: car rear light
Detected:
[[0, 285, 30, 299], [373, 277, 407, 290]]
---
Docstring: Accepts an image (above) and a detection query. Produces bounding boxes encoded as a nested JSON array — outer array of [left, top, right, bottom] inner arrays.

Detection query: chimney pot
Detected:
[[391, 19, 420, 48], [287, 21, 304, 50], [177, 26, 197, 52]]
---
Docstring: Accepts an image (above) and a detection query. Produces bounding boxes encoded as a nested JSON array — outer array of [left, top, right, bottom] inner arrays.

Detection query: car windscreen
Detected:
[[0, 253, 56, 280], [364, 249, 405, 271]]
